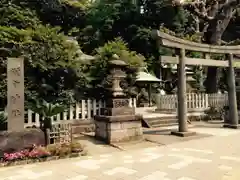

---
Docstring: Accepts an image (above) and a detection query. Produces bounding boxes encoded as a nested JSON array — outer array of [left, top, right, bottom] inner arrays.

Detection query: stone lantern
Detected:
[[94, 55, 143, 144], [109, 58, 126, 97]]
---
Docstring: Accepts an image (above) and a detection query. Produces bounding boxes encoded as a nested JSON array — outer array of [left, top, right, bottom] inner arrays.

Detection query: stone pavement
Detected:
[[1, 127, 240, 180]]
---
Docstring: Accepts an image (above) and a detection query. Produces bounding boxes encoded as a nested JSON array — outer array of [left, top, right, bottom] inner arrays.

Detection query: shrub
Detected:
[[47, 143, 71, 157], [46, 144, 61, 156], [70, 141, 84, 153], [58, 144, 71, 157]]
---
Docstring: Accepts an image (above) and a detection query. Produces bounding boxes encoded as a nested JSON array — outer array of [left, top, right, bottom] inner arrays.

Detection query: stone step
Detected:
[[150, 119, 178, 126], [151, 122, 178, 128], [142, 116, 178, 128], [71, 120, 95, 134]]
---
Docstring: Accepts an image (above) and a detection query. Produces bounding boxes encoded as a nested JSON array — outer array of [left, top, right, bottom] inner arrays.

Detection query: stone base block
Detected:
[[223, 124, 240, 129], [171, 131, 197, 137], [0, 128, 45, 153], [94, 115, 143, 144]]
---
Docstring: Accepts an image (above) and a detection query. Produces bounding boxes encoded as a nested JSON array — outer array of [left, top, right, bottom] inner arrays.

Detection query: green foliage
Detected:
[[7, 0, 88, 33], [0, 111, 7, 124], [0, 24, 87, 106], [0, 2, 40, 29], [0, 111, 7, 131], [0, 0, 238, 107], [95, 37, 145, 68], [88, 38, 145, 95], [28, 99, 65, 129], [0, 0, 91, 107], [29, 100, 65, 118]]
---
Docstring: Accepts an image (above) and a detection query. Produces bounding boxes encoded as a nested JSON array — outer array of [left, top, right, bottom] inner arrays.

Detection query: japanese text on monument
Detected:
[[7, 57, 25, 131], [9, 67, 22, 117]]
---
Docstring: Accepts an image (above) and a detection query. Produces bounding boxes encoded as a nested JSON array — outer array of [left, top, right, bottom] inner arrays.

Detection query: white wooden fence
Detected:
[[24, 93, 228, 127], [157, 93, 228, 112], [24, 98, 137, 127]]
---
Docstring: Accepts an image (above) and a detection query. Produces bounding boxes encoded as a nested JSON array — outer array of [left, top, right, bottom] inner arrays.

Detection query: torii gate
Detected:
[[152, 30, 240, 137]]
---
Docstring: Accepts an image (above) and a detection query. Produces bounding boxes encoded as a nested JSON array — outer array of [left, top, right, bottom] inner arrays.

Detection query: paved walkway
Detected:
[[1, 128, 240, 180]]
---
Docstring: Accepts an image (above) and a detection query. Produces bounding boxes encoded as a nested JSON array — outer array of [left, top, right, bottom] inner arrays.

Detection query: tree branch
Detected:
[[173, 0, 240, 21], [173, 0, 214, 21]]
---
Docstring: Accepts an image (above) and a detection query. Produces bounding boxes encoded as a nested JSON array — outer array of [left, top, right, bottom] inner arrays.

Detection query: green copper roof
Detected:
[[136, 71, 161, 82]]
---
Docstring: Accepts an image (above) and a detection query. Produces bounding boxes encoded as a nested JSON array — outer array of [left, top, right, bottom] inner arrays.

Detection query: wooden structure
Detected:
[[24, 95, 226, 127], [24, 98, 136, 127], [46, 123, 72, 144], [153, 30, 240, 136], [157, 93, 228, 112]]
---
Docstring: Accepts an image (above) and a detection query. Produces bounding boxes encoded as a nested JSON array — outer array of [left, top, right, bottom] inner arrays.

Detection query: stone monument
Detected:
[[94, 55, 143, 143], [7, 57, 25, 131], [0, 57, 45, 154]]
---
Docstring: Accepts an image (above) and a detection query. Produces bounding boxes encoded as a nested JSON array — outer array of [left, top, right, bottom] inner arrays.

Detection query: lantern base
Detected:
[[94, 114, 143, 144]]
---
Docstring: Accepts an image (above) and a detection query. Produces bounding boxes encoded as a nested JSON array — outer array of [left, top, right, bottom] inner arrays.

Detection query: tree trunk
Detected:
[[43, 117, 52, 130], [203, 7, 233, 93]]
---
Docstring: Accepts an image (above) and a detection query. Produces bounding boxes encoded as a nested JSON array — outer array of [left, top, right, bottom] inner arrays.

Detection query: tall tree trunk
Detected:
[[204, 7, 233, 93]]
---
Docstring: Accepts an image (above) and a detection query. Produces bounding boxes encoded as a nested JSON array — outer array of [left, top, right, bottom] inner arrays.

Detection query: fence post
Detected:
[[63, 111, 67, 121], [133, 98, 137, 107], [205, 94, 209, 108], [98, 100, 103, 115], [70, 105, 74, 120], [35, 113, 40, 127], [93, 99, 97, 116], [81, 100, 86, 119], [27, 109, 32, 127], [76, 102, 80, 119], [87, 99, 91, 119], [129, 98, 133, 107]]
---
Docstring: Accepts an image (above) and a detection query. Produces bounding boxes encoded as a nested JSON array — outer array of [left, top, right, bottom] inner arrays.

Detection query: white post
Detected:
[[205, 94, 209, 108], [93, 99, 97, 116], [133, 98, 137, 107], [129, 98, 133, 107], [35, 113, 40, 127], [87, 99, 91, 119], [81, 100, 86, 119], [63, 111, 68, 121], [76, 102, 80, 119], [56, 113, 61, 122], [70, 105, 74, 120], [98, 100, 103, 115]]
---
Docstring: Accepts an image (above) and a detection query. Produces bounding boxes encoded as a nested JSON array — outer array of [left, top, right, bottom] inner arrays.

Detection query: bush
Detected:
[[46, 144, 60, 156], [46, 142, 84, 157], [70, 141, 84, 153]]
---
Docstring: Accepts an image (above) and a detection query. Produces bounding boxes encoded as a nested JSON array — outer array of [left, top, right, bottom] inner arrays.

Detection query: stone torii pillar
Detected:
[[152, 30, 240, 134], [171, 48, 196, 137], [224, 54, 239, 128]]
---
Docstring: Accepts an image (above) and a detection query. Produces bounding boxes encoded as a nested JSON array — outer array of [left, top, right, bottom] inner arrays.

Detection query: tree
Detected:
[[173, 0, 240, 93], [1, 0, 89, 33], [78, 0, 191, 82], [0, 1, 89, 108], [87, 37, 145, 98]]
